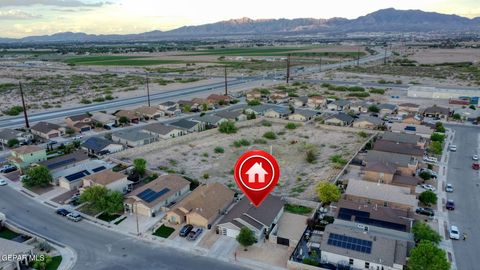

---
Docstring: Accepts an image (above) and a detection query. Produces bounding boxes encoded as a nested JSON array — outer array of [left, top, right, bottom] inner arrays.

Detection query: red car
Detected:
[[473, 163, 480, 170]]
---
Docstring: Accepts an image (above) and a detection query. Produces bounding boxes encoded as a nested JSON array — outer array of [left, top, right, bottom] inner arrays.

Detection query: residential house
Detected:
[[82, 170, 133, 193], [111, 130, 156, 147], [365, 150, 418, 176], [113, 110, 140, 124], [0, 128, 32, 146], [402, 114, 422, 125], [324, 113, 354, 126], [124, 175, 190, 217], [264, 107, 291, 119], [373, 139, 424, 158], [288, 109, 318, 122], [363, 161, 419, 193], [134, 106, 164, 120], [207, 94, 230, 105], [333, 199, 413, 232], [30, 121, 63, 139], [65, 113, 93, 133], [269, 92, 289, 104], [307, 95, 326, 109], [8, 145, 47, 169], [398, 103, 420, 115], [81, 136, 124, 156], [217, 195, 284, 240], [142, 123, 185, 139], [90, 112, 117, 127], [327, 99, 350, 111], [350, 100, 370, 114], [244, 104, 275, 116], [191, 98, 214, 111], [377, 103, 398, 116], [191, 115, 227, 129], [291, 96, 308, 107], [178, 100, 200, 112], [37, 150, 89, 174], [169, 119, 202, 133], [0, 238, 35, 270], [165, 183, 235, 229], [56, 160, 112, 190], [381, 132, 426, 149], [352, 115, 383, 129], [215, 110, 248, 122], [423, 106, 450, 119], [158, 101, 178, 112], [319, 222, 410, 270], [344, 179, 417, 211], [246, 89, 262, 101], [453, 107, 480, 122], [390, 123, 434, 138]]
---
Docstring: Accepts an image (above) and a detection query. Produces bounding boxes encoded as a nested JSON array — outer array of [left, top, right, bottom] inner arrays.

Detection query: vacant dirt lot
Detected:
[[130, 119, 366, 200], [409, 48, 480, 64]]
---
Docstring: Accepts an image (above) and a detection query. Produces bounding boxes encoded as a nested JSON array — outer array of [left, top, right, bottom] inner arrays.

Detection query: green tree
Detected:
[[435, 122, 445, 133], [428, 141, 443, 155], [218, 121, 238, 134], [407, 240, 450, 270], [452, 113, 461, 120], [368, 105, 379, 113], [32, 255, 53, 270], [183, 105, 191, 113], [419, 171, 431, 181], [80, 185, 124, 215], [419, 191, 437, 206], [202, 103, 209, 112], [119, 116, 129, 125], [430, 133, 445, 143], [7, 138, 19, 147], [133, 158, 147, 177], [263, 131, 277, 140], [412, 221, 441, 244], [236, 227, 256, 251], [315, 182, 341, 204], [469, 104, 476, 110], [22, 165, 52, 188], [247, 112, 256, 120], [247, 99, 261, 106], [65, 127, 75, 136]]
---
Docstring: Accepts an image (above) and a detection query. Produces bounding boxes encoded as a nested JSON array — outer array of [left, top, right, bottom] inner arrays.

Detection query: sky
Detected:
[[0, 0, 479, 38]]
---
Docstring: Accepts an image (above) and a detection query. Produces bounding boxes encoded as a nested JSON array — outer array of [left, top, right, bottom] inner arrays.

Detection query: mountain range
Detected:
[[2, 8, 480, 43]]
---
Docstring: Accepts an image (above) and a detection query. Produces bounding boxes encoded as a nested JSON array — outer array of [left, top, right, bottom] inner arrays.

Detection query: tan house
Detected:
[[352, 115, 383, 129], [30, 121, 63, 139], [165, 183, 235, 229], [124, 175, 190, 217], [114, 110, 140, 124], [82, 170, 133, 193], [365, 150, 418, 176], [381, 132, 426, 149], [246, 89, 262, 101], [398, 103, 420, 115], [0, 238, 35, 270], [390, 123, 434, 138], [142, 123, 185, 139], [269, 92, 289, 104], [135, 106, 164, 120], [307, 95, 326, 109], [345, 179, 417, 211], [65, 113, 93, 133], [207, 94, 230, 105], [363, 161, 419, 193], [288, 109, 318, 122]]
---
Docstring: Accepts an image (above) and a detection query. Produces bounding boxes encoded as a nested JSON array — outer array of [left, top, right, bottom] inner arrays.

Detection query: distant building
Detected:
[[408, 85, 480, 99], [81, 137, 124, 156], [134, 106, 164, 120], [324, 113, 354, 126], [113, 110, 140, 124], [288, 109, 318, 122], [422, 106, 451, 120], [111, 130, 156, 147], [169, 119, 202, 133], [352, 115, 383, 129], [142, 123, 185, 139], [390, 123, 433, 138], [215, 110, 248, 122]]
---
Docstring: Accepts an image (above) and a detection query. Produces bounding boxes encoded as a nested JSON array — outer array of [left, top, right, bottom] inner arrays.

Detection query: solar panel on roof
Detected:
[[137, 188, 171, 203], [327, 233, 372, 254], [47, 158, 76, 170], [92, 166, 106, 173], [65, 170, 90, 182]]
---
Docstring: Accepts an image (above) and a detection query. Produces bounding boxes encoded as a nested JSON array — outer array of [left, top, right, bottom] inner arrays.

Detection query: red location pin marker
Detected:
[[234, 149, 280, 207]]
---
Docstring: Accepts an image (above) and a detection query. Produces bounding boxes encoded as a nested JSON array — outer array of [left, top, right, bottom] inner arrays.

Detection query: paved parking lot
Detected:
[[445, 124, 480, 270]]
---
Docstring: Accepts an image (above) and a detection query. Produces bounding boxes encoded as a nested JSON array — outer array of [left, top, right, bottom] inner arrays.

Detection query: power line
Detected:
[[19, 82, 30, 129]]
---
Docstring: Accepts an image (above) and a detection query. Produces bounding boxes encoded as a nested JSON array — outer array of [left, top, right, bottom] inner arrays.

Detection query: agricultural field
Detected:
[[124, 119, 367, 200], [65, 56, 185, 66]]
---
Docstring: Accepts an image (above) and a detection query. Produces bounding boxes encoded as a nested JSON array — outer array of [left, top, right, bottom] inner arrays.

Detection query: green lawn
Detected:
[[153, 225, 175, 238], [65, 56, 185, 66], [0, 228, 20, 240], [46, 256, 62, 270], [285, 204, 313, 215], [97, 213, 121, 222]]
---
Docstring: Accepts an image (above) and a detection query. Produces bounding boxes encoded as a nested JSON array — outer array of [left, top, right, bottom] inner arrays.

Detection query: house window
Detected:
[[365, 262, 370, 268], [383, 201, 388, 207], [349, 258, 354, 265]]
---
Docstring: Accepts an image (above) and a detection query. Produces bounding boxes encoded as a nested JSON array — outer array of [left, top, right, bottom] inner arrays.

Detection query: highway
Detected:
[[0, 186, 248, 270], [0, 48, 388, 129]]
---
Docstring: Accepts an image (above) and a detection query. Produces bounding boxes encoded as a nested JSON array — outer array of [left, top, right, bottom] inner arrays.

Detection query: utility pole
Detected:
[[357, 48, 360, 66], [135, 202, 140, 236], [286, 54, 291, 84], [19, 82, 30, 129], [319, 57, 322, 72], [145, 73, 151, 107], [224, 66, 228, 96], [384, 45, 388, 65]]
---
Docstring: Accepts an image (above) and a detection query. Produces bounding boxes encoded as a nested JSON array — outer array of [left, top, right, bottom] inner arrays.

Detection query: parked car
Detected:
[[187, 228, 203, 241], [72, 135, 83, 140], [179, 224, 193, 237], [473, 162, 480, 170], [446, 200, 455, 210], [0, 164, 17, 173], [473, 155, 479, 161], [449, 225, 460, 240], [416, 207, 434, 217], [47, 140, 58, 146], [55, 208, 71, 216], [423, 156, 438, 163], [445, 183, 454, 193], [449, 145, 457, 152], [421, 184, 436, 192], [67, 212, 82, 222], [0, 177, 7, 186]]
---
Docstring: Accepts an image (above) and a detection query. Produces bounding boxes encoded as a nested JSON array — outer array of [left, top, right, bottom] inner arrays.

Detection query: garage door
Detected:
[[225, 228, 239, 238], [81, 127, 91, 132], [48, 133, 59, 138], [277, 237, 289, 246]]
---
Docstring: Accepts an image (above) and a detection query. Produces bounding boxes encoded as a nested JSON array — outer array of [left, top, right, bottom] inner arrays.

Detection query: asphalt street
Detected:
[[0, 186, 248, 270], [445, 124, 480, 270]]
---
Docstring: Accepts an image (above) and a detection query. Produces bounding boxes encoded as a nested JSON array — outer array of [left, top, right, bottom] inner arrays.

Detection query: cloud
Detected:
[[0, 0, 110, 8], [0, 9, 41, 19]]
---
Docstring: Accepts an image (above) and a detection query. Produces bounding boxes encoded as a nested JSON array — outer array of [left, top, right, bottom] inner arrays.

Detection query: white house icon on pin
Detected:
[[245, 162, 268, 183]]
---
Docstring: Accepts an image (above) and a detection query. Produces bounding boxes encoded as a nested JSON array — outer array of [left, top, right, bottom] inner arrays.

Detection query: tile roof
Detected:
[[292, 109, 318, 118], [378, 103, 398, 111], [328, 112, 354, 124], [392, 174, 420, 186], [135, 106, 161, 115], [364, 161, 397, 174], [191, 114, 224, 124], [356, 115, 383, 125], [424, 106, 450, 115], [114, 110, 138, 120], [373, 139, 424, 157], [366, 150, 417, 168], [91, 112, 116, 123], [128, 174, 190, 207], [0, 238, 33, 257], [12, 145, 44, 155], [83, 170, 126, 186], [31, 121, 61, 134], [0, 128, 23, 141]]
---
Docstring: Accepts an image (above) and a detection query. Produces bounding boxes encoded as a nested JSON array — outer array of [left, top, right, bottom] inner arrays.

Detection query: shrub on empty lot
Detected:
[[330, 155, 347, 165], [233, 139, 250, 148], [218, 121, 237, 134], [263, 131, 277, 140], [261, 120, 272, 127], [247, 99, 261, 106], [214, 147, 224, 154], [285, 123, 298, 129], [3, 106, 23, 116]]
